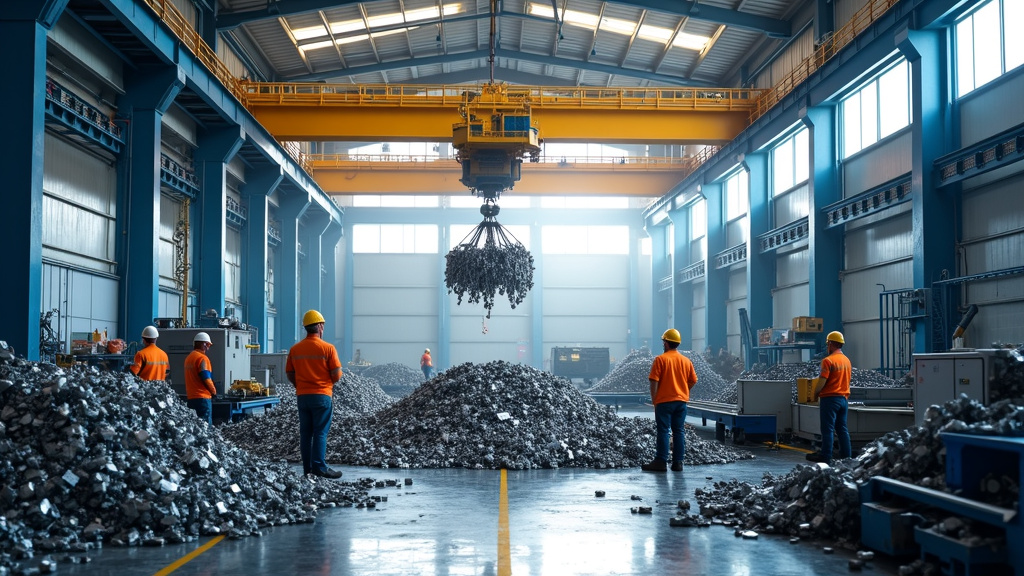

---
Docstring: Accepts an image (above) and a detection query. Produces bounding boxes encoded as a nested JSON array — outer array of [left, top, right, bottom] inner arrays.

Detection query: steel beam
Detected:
[[310, 162, 688, 195], [243, 166, 283, 351], [803, 105, 842, 336], [195, 126, 245, 322], [703, 182, 727, 353], [249, 105, 749, 144], [742, 152, 773, 349], [0, 8, 54, 360]]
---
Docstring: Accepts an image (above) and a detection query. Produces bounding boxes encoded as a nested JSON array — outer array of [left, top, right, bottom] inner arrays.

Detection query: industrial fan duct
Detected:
[[445, 201, 534, 318]]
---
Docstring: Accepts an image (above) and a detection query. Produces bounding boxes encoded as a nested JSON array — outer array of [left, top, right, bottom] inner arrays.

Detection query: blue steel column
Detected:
[[898, 27, 955, 354], [627, 225, 641, 352], [814, 0, 835, 46], [669, 208, 691, 347], [243, 166, 282, 350], [437, 212, 452, 372], [0, 2, 64, 359], [530, 222, 544, 369], [703, 182, 726, 352], [321, 218, 343, 346], [742, 152, 774, 366], [646, 222, 668, 345], [195, 127, 244, 320], [802, 105, 842, 328], [300, 210, 330, 316], [279, 194, 311, 347], [342, 220, 356, 364], [117, 66, 185, 337]]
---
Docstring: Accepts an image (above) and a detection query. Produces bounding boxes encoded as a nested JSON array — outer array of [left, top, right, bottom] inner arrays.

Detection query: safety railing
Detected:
[[750, 0, 901, 122]]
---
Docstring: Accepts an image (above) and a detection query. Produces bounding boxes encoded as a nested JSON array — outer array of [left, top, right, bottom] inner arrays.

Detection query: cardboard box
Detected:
[[792, 316, 824, 332], [757, 328, 772, 346], [797, 378, 817, 404]]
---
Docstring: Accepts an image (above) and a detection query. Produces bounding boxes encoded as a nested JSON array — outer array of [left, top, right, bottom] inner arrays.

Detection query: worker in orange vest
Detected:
[[420, 348, 434, 381], [128, 326, 170, 381]]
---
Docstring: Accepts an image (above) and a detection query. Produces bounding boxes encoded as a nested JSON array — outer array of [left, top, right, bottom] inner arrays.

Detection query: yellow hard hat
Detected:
[[661, 329, 682, 344], [302, 310, 325, 327], [826, 331, 845, 344]]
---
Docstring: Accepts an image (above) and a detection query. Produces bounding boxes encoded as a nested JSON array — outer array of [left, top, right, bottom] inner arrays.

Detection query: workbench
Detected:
[[688, 380, 794, 443], [210, 395, 281, 424], [753, 342, 820, 367], [860, 433, 1023, 575]]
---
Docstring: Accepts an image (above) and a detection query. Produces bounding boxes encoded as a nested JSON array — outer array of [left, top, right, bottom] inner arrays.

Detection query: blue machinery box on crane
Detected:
[[860, 433, 1024, 575]]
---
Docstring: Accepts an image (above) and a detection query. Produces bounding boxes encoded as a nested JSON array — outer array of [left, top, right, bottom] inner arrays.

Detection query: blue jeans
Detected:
[[654, 401, 688, 463], [422, 366, 433, 381], [187, 398, 213, 426], [819, 395, 851, 461], [297, 394, 333, 474]]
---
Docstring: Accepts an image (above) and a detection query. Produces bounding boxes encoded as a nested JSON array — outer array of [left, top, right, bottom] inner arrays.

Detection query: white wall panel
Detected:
[[725, 268, 748, 356], [774, 184, 809, 226], [48, 16, 123, 93], [960, 70, 1024, 149], [773, 284, 809, 329], [726, 217, 747, 247], [159, 195, 181, 289], [226, 228, 242, 303], [353, 254, 438, 286], [842, 131, 912, 194], [776, 247, 809, 286], [42, 264, 119, 345], [844, 212, 912, 270], [42, 135, 117, 273]]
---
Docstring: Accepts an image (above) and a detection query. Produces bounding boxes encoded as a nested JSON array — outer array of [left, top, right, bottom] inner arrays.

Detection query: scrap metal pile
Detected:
[[444, 202, 534, 318], [0, 358, 378, 574], [692, 347, 1024, 554], [724, 362, 906, 404], [226, 360, 753, 470], [360, 362, 424, 398], [585, 348, 732, 402]]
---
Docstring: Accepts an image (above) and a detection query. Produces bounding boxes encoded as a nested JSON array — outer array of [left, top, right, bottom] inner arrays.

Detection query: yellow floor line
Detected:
[[153, 535, 225, 576], [498, 468, 511, 576], [764, 441, 814, 454]]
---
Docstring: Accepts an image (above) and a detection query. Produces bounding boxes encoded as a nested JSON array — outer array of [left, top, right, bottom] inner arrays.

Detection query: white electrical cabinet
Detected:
[[912, 349, 1013, 423], [159, 328, 255, 396]]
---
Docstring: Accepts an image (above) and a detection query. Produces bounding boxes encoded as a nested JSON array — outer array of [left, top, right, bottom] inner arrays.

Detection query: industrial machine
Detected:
[[551, 347, 610, 382], [688, 380, 795, 443], [912, 349, 1016, 423], [160, 327, 279, 423]]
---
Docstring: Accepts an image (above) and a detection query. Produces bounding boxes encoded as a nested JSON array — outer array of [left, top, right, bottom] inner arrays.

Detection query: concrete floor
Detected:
[[49, 413, 907, 576]]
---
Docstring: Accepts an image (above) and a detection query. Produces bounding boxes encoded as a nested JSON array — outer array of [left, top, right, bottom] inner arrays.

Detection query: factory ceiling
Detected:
[[215, 0, 804, 88]]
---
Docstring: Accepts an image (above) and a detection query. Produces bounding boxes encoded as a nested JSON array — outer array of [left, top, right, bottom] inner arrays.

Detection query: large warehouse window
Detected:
[[724, 169, 749, 220], [540, 196, 630, 209], [841, 59, 911, 158], [542, 226, 629, 254], [771, 128, 808, 195], [690, 199, 706, 240], [449, 195, 531, 209], [956, 0, 1024, 96], [352, 224, 438, 253], [352, 195, 439, 208]]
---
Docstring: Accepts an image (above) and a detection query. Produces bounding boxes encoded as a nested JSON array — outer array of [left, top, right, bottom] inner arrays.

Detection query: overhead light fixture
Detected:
[[436, 33, 442, 42], [591, 47, 596, 56], [559, 32, 564, 40]]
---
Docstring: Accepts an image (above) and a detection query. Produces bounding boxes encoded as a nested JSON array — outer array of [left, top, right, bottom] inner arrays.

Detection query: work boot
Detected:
[[641, 458, 667, 472], [312, 468, 343, 479], [805, 452, 829, 463], [671, 461, 684, 472]]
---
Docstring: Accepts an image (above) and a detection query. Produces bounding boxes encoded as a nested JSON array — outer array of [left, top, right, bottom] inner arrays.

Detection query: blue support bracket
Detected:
[[933, 121, 1024, 188], [43, 78, 123, 154], [225, 196, 247, 229], [159, 154, 199, 200], [714, 243, 747, 269], [677, 260, 705, 284], [822, 173, 912, 228], [267, 220, 282, 247], [757, 216, 809, 253]]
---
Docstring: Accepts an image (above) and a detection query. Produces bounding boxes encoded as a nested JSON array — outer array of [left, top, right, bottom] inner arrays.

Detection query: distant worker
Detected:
[[184, 332, 217, 425], [287, 310, 344, 479], [420, 348, 433, 381], [128, 325, 170, 381], [643, 328, 698, 473], [353, 348, 363, 364], [806, 331, 852, 464]]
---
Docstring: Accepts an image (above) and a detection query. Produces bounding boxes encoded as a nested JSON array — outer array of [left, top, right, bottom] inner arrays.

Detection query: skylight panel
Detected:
[[292, 25, 328, 40], [674, 32, 710, 51], [600, 17, 636, 36], [637, 24, 672, 43]]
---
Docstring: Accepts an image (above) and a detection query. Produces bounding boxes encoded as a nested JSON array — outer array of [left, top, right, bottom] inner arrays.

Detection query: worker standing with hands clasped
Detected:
[[184, 332, 217, 425], [288, 310, 344, 479], [128, 325, 170, 381], [643, 328, 698, 472], [420, 348, 433, 381], [806, 331, 852, 464]]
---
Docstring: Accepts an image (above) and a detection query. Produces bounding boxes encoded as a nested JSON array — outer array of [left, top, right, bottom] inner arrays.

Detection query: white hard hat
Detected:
[[141, 326, 159, 339], [425, 348, 430, 353], [194, 332, 212, 344]]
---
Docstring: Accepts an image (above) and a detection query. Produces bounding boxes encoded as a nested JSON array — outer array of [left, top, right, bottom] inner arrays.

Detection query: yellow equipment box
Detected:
[[797, 377, 817, 404], [792, 316, 824, 332]]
